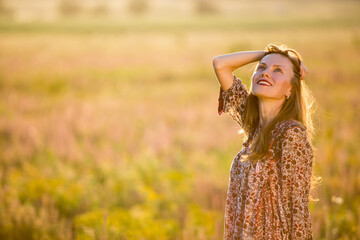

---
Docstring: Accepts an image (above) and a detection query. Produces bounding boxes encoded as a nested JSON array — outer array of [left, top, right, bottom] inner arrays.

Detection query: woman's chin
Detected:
[[253, 93, 281, 101], [252, 91, 270, 99]]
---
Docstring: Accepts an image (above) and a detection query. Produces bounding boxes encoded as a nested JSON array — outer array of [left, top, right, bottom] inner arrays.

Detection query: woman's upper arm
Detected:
[[213, 64, 236, 91]]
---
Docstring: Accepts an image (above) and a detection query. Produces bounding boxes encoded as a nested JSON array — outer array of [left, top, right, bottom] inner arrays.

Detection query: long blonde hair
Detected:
[[242, 43, 321, 201]]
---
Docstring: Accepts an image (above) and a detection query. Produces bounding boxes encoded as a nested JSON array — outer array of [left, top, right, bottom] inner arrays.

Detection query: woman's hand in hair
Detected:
[[299, 61, 308, 80]]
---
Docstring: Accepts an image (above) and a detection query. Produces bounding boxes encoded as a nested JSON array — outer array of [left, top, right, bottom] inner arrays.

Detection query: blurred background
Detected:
[[0, 0, 359, 239]]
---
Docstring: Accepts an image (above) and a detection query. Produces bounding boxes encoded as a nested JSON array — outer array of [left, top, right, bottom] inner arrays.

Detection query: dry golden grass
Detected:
[[1, 1, 360, 239]]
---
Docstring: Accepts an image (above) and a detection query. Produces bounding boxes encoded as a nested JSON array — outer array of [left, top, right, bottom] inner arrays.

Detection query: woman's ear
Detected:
[[286, 88, 292, 98]]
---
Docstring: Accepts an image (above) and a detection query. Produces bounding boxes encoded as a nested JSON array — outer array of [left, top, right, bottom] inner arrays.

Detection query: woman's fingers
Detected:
[[299, 61, 308, 80]]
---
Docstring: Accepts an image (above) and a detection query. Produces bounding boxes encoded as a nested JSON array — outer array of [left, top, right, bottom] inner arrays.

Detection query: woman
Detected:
[[212, 44, 316, 239]]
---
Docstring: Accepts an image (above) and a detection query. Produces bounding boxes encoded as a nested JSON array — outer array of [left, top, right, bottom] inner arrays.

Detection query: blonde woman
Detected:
[[213, 44, 316, 239]]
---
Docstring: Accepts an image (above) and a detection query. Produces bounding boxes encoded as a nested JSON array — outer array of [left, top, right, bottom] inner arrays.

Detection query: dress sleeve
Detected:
[[280, 126, 314, 239], [218, 74, 249, 129]]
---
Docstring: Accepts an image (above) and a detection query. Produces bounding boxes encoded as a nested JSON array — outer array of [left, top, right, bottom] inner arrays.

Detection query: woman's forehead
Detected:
[[259, 53, 292, 69]]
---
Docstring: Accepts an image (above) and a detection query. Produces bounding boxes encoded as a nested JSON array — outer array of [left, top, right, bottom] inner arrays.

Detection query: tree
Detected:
[[194, 0, 218, 15], [58, 0, 82, 17], [0, 0, 13, 17], [128, 0, 149, 15]]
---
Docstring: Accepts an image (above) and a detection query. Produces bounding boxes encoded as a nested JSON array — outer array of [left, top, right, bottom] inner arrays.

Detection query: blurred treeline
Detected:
[[0, 0, 360, 239], [0, 0, 219, 20]]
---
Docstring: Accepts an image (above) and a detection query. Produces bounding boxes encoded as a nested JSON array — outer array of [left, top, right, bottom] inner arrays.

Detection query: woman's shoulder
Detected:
[[269, 120, 310, 156], [272, 119, 307, 141], [276, 119, 306, 132]]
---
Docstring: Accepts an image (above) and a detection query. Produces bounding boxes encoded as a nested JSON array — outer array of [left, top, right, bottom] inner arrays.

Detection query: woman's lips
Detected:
[[257, 78, 272, 86]]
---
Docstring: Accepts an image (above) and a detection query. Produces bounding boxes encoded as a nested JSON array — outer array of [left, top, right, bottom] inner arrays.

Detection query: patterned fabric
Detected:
[[218, 74, 249, 132], [218, 74, 314, 239]]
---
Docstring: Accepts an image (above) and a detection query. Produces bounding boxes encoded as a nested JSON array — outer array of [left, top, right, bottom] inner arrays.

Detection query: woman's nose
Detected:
[[261, 71, 269, 78]]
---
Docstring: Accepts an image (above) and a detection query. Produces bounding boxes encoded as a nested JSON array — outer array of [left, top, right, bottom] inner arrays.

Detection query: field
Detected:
[[1, 0, 360, 239]]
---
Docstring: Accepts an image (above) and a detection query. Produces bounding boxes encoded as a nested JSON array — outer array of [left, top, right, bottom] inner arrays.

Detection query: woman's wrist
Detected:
[[255, 50, 266, 61]]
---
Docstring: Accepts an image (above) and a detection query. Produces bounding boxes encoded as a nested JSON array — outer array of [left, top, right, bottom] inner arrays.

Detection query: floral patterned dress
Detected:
[[217, 74, 314, 239]]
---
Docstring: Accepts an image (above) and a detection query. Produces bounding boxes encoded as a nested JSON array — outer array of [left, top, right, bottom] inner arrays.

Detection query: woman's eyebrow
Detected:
[[259, 63, 284, 68], [273, 64, 284, 68]]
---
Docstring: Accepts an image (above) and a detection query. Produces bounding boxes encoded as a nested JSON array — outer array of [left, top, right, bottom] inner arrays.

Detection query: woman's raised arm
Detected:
[[212, 50, 265, 91]]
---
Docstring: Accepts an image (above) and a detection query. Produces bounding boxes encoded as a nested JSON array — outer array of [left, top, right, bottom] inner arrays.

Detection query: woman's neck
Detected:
[[258, 98, 285, 128]]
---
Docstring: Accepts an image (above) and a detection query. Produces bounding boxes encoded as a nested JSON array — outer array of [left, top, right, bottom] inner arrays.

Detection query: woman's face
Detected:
[[251, 53, 294, 101]]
